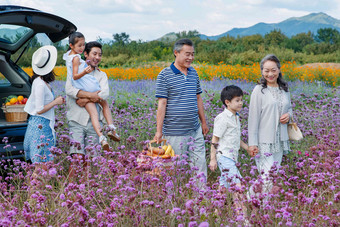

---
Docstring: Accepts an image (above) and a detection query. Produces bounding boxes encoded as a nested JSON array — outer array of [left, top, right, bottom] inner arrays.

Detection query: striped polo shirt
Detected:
[[155, 62, 203, 136]]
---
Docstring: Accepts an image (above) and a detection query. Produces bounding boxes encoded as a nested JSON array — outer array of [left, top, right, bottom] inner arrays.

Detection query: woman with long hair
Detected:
[[248, 54, 293, 195], [24, 46, 64, 182]]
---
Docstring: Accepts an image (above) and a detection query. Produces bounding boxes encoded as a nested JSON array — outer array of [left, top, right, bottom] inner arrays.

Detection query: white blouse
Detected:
[[213, 108, 241, 162], [24, 77, 55, 137]]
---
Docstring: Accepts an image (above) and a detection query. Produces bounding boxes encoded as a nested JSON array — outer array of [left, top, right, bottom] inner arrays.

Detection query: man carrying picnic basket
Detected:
[[154, 38, 209, 184]]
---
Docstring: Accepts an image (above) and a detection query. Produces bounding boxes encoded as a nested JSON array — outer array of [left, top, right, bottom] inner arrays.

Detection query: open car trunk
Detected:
[[0, 5, 76, 159]]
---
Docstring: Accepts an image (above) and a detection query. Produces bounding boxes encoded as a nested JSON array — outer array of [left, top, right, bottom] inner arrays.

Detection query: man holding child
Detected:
[[65, 41, 109, 180]]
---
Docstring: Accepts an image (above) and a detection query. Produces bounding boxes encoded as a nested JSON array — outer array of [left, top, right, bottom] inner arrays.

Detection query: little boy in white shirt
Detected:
[[209, 85, 257, 219]]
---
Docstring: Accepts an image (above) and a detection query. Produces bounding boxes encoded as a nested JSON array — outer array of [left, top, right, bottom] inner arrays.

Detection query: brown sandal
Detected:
[[107, 131, 120, 142], [101, 140, 110, 151]]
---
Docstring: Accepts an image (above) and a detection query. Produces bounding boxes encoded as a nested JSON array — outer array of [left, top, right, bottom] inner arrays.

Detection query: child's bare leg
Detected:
[[98, 100, 114, 125], [233, 183, 248, 218], [99, 100, 120, 142], [85, 102, 103, 137], [85, 102, 110, 150], [68, 153, 84, 183], [31, 163, 48, 187]]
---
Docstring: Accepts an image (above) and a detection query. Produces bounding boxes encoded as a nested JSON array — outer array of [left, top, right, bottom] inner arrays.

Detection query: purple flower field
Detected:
[[0, 79, 339, 226]]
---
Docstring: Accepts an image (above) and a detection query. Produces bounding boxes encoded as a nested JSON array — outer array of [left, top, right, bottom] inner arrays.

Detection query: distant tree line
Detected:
[[15, 28, 340, 67]]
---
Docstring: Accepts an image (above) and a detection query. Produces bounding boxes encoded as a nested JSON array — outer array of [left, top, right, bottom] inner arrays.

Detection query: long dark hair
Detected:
[[30, 71, 56, 84], [259, 54, 288, 92]]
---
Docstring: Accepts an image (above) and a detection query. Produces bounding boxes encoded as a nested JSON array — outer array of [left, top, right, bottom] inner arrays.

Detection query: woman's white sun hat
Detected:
[[32, 45, 57, 76]]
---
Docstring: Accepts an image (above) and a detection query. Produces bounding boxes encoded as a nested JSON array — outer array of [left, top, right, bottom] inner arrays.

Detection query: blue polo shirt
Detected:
[[155, 62, 203, 136]]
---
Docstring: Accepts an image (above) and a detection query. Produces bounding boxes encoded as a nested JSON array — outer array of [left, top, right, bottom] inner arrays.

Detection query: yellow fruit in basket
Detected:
[[171, 149, 175, 157], [5, 102, 11, 106], [17, 95, 24, 101], [10, 97, 17, 104], [164, 144, 172, 155]]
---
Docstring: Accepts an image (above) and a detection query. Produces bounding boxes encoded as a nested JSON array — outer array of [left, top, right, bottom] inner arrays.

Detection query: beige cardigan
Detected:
[[248, 84, 293, 146]]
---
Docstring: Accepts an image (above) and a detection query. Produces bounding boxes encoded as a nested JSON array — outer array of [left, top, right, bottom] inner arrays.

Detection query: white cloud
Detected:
[[326, 1, 340, 19], [262, 0, 339, 12], [238, 0, 264, 5], [73, 0, 164, 15], [160, 8, 174, 15], [2, 0, 339, 41]]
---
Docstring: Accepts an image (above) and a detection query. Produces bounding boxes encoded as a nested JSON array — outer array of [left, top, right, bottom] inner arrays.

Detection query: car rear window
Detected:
[[0, 24, 32, 44], [0, 72, 9, 85]]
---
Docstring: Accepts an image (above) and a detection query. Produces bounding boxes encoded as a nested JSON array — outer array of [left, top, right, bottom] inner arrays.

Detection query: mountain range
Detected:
[[14, 12, 340, 45], [159, 12, 340, 41]]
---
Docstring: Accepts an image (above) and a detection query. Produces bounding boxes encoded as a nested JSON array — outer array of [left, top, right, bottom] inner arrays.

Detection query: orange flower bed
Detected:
[[22, 62, 339, 86]]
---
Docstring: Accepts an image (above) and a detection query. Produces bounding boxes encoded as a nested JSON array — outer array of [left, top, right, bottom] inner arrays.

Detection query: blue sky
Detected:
[[4, 0, 340, 42]]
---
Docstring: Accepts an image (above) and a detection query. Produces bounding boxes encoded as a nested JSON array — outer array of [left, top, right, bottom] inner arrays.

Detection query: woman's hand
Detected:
[[37, 96, 64, 115], [248, 146, 259, 157], [280, 113, 290, 124], [209, 158, 217, 171], [54, 96, 65, 105]]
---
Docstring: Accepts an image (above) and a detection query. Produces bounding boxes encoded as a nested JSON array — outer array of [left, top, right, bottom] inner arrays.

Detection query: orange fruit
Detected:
[[10, 97, 17, 104], [17, 95, 24, 101], [6, 102, 11, 106]]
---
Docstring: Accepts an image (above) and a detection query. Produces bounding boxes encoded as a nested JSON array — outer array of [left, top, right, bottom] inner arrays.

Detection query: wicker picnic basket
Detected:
[[137, 139, 179, 175], [1, 104, 27, 122]]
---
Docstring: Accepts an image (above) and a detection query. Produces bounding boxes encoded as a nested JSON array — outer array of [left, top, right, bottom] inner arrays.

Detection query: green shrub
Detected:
[[100, 54, 130, 67]]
